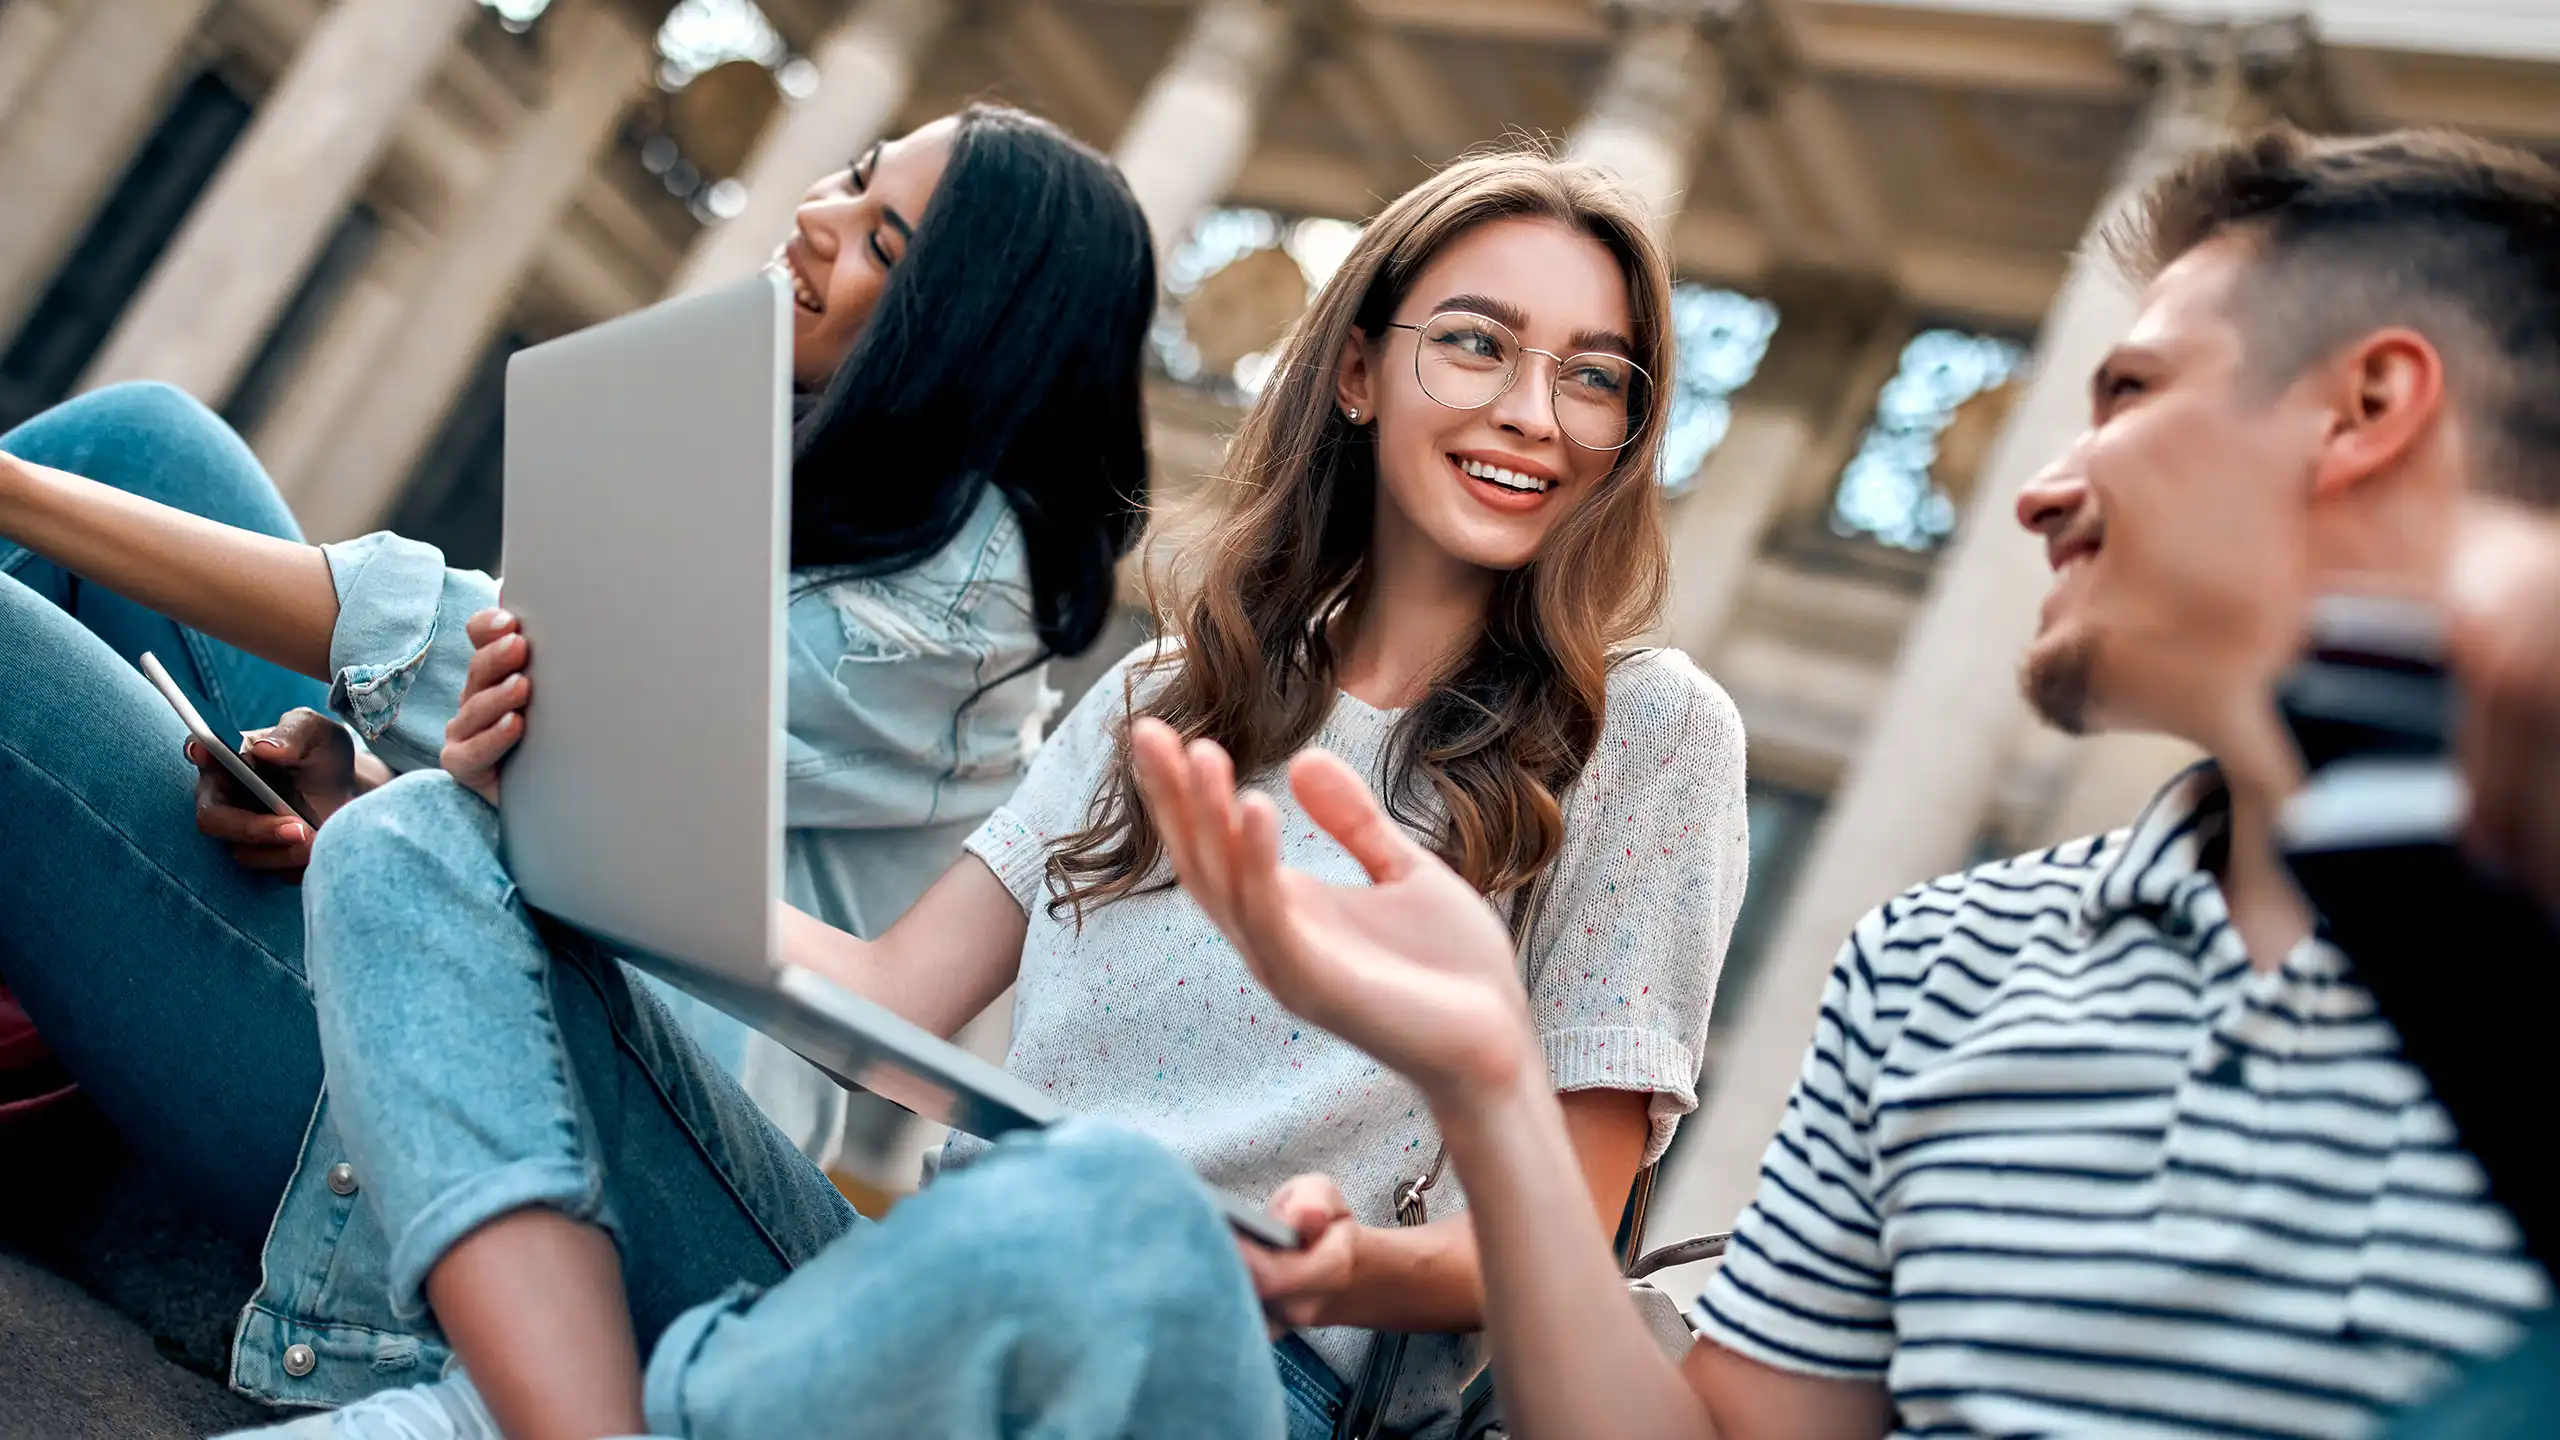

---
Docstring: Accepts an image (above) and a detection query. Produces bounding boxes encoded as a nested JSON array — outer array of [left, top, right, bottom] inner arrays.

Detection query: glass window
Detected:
[[598, 0, 808, 225], [1828, 327, 2027, 551], [1151, 207, 1362, 402], [485, 0, 796, 80], [480, 0, 553, 30], [653, 0, 789, 90], [1660, 284, 1778, 492]]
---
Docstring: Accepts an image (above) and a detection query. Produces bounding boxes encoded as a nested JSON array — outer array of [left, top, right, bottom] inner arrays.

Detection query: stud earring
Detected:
[[1343, 407, 1361, 422]]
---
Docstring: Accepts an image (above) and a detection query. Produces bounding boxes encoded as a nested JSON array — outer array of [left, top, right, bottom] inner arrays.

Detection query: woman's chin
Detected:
[[789, 319, 847, 390], [789, 348, 837, 393], [1379, 484, 1556, 575], [1447, 541, 1543, 576], [1445, 515, 1554, 574]]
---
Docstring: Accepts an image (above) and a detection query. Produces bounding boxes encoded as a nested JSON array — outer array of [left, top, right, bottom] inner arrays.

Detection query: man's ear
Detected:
[[1334, 332, 1376, 423], [2309, 326, 2447, 499]]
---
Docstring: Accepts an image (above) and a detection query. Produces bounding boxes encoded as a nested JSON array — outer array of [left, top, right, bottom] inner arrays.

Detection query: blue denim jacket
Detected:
[[232, 486, 1054, 1407], [320, 483, 1053, 826]]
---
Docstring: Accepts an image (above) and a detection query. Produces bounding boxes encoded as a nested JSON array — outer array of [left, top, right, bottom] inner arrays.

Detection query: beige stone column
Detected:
[[0, 0, 71, 131], [0, 0, 219, 342], [291, 0, 655, 543], [1573, 1, 1814, 663], [1643, 18, 2315, 1271], [1660, 409, 1809, 656], [79, 0, 480, 405], [669, 0, 955, 298], [1565, 0, 1740, 227], [1113, 0, 1300, 264], [255, 228, 433, 507]]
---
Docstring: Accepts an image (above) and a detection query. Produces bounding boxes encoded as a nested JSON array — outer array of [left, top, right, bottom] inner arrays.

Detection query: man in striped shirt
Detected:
[[1138, 125, 2558, 1439]]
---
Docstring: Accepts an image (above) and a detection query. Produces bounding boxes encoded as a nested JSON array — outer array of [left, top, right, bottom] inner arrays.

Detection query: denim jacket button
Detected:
[[282, 1343, 317, 1378], [326, 1162, 359, 1197]]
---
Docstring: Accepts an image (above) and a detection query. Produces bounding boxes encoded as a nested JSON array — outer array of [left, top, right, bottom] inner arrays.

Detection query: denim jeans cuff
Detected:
[[641, 1279, 766, 1437], [384, 1156, 613, 1323]]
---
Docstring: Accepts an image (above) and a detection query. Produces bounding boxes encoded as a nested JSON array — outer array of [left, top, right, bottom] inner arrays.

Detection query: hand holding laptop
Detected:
[[443, 605, 530, 806]]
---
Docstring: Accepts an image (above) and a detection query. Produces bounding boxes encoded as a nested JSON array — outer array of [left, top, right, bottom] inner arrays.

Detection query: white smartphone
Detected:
[[139, 651, 316, 826]]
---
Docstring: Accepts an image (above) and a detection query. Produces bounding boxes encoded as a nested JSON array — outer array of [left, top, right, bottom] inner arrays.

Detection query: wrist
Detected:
[[1428, 1051, 1551, 1156], [1325, 1222, 1379, 1328], [1421, 1021, 1544, 1125], [1317, 1214, 1486, 1333]]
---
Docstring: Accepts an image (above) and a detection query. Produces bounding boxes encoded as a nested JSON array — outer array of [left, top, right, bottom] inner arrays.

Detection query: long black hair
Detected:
[[789, 104, 1155, 660]]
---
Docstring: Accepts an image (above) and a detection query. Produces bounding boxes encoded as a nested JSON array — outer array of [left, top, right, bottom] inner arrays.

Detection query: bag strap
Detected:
[[1626, 1230, 1730, 1282], [1612, 1162, 1660, 1272]]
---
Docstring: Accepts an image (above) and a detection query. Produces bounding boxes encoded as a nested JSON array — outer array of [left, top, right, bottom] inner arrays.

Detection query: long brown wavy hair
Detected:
[[1047, 148, 1677, 917]]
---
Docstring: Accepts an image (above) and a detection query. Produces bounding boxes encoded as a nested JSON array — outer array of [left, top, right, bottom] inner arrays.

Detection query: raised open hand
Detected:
[[2449, 498, 2560, 907], [1126, 718, 1538, 1103]]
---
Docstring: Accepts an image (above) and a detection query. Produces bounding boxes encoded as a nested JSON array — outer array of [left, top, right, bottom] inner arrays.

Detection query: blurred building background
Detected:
[[4, 0, 2558, 1267]]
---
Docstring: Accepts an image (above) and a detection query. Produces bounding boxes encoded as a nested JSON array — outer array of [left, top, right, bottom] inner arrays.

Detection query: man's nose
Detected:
[[2014, 444, 2091, 536]]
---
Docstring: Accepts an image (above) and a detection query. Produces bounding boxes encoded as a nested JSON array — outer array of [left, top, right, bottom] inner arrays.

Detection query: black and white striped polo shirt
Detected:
[[1693, 765, 2551, 1438]]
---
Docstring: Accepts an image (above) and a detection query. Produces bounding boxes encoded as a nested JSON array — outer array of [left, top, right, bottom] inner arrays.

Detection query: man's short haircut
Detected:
[[2108, 126, 2560, 505]]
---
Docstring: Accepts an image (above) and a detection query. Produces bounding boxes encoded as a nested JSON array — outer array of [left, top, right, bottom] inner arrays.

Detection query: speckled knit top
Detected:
[[954, 642, 1751, 1425]]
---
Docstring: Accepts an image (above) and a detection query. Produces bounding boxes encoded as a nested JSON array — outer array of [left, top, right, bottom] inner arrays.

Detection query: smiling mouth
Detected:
[[1456, 456, 1553, 495], [2054, 534, 2104, 575], [769, 256, 824, 316]]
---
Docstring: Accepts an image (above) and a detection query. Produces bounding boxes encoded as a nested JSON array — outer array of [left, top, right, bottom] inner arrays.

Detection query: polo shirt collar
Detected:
[[2080, 758, 2231, 932]]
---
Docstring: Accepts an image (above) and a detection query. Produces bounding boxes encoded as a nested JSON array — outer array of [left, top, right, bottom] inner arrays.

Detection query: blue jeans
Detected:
[[650, 1121, 1315, 1439], [0, 382, 332, 1243], [305, 744, 1340, 1437], [0, 384, 1344, 1436]]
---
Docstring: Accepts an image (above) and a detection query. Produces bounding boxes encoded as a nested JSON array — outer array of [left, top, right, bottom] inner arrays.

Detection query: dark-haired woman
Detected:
[[299, 149, 1749, 1439], [0, 104, 1155, 1430]]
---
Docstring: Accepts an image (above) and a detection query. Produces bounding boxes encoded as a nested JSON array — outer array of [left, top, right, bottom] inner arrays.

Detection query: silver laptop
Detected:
[[495, 273, 1294, 1245]]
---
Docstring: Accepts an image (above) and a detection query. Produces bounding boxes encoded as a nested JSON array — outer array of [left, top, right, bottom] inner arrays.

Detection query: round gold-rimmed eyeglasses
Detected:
[[1386, 310, 1651, 453]]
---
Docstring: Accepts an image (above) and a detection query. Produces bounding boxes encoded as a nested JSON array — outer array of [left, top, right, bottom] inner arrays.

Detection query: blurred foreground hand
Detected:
[[2446, 497, 2560, 909]]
